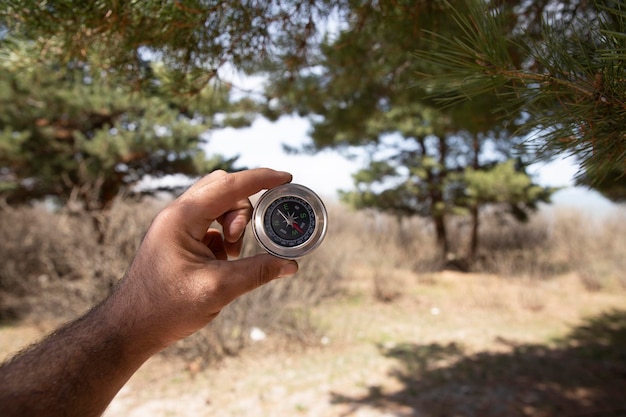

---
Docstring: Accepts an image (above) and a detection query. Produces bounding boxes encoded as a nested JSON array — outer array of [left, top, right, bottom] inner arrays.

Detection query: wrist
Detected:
[[99, 279, 169, 363]]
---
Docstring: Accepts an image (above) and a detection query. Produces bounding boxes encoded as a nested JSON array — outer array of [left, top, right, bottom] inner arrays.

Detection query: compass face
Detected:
[[252, 184, 327, 259], [265, 196, 316, 247]]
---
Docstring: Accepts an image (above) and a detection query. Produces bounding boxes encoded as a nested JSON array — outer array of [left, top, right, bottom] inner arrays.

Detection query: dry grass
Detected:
[[97, 269, 626, 417], [549, 209, 626, 291], [1, 197, 625, 416], [0, 199, 163, 319], [1, 199, 624, 364]]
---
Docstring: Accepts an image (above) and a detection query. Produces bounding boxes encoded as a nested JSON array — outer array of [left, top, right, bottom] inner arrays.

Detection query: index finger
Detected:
[[180, 168, 292, 240]]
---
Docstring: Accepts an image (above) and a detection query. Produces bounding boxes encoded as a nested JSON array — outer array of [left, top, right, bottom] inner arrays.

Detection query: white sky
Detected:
[[206, 115, 576, 195], [205, 116, 362, 199], [205, 114, 621, 215]]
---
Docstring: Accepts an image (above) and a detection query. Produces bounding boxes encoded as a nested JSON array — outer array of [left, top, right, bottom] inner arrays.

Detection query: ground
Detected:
[[2, 269, 625, 417]]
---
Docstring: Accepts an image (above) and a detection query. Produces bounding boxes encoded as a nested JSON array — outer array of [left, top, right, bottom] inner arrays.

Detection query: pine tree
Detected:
[[0, 39, 246, 214], [0, 0, 341, 200], [261, 0, 554, 262], [0, 1, 336, 213], [0, 1, 337, 91], [413, 0, 626, 195]]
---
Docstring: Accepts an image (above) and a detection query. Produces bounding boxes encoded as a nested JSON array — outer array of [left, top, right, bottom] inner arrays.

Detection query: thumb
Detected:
[[217, 254, 299, 303]]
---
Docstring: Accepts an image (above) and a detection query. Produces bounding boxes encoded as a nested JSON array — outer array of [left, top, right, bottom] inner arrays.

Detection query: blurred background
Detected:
[[1, 1, 625, 416]]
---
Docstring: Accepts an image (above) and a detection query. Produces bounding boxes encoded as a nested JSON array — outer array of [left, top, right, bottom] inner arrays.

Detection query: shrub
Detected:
[[1, 197, 623, 363], [0, 199, 161, 319], [169, 208, 349, 364], [0, 198, 349, 364]]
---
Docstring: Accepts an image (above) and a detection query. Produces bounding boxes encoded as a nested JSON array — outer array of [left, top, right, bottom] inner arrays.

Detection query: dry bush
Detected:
[[2, 194, 622, 364], [170, 205, 350, 364], [471, 207, 626, 289], [0, 197, 352, 364], [322, 204, 442, 272], [168, 201, 442, 362], [471, 214, 558, 278], [0, 199, 162, 320], [326, 200, 625, 295], [550, 209, 626, 290], [321, 204, 442, 303], [0, 205, 100, 319]]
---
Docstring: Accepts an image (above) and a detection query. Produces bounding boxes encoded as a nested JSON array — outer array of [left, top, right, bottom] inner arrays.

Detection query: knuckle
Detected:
[[153, 204, 180, 229], [218, 171, 237, 189], [211, 169, 228, 177]]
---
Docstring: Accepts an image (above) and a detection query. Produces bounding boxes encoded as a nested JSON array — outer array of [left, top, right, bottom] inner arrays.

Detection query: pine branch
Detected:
[[414, 0, 626, 179]]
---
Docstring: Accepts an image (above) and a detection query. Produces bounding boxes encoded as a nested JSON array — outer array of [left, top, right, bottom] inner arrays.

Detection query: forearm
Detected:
[[0, 282, 158, 417]]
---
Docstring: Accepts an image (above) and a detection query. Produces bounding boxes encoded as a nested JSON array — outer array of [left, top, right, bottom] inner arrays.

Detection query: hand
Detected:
[[115, 168, 299, 351]]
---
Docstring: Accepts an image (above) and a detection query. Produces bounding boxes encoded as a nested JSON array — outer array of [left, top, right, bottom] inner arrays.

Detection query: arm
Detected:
[[0, 168, 299, 417]]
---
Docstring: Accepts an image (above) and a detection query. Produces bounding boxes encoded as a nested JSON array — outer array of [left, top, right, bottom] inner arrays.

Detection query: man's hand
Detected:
[[119, 168, 299, 350], [0, 168, 299, 417]]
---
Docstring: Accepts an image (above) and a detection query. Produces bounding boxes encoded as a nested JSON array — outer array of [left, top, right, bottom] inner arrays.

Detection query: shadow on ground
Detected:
[[331, 309, 626, 417]]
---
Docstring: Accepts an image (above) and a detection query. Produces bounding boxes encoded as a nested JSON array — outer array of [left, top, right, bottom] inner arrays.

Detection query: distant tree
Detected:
[[0, 0, 346, 240], [413, 0, 626, 195], [0, 0, 339, 228], [462, 160, 553, 259], [0, 39, 248, 216], [2, 0, 581, 259], [260, 0, 554, 262]]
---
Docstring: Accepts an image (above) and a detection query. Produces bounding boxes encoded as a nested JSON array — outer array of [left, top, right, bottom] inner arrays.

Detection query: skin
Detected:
[[0, 168, 299, 417]]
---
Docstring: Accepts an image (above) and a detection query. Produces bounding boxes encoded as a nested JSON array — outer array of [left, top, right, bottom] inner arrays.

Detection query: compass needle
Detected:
[[277, 209, 290, 224]]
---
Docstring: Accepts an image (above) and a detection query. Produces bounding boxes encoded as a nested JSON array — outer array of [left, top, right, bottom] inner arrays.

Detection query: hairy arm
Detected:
[[0, 168, 299, 417], [0, 286, 157, 416]]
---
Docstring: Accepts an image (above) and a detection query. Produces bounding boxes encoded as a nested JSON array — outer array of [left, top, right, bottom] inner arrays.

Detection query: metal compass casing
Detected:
[[252, 183, 328, 259]]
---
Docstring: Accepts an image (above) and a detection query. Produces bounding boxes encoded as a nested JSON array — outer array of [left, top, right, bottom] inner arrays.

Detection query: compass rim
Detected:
[[252, 183, 327, 260]]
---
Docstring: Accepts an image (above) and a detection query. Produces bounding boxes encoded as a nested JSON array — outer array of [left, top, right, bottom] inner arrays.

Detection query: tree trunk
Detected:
[[433, 212, 449, 257], [436, 136, 450, 259], [416, 135, 450, 261], [468, 133, 481, 263], [469, 203, 479, 262]]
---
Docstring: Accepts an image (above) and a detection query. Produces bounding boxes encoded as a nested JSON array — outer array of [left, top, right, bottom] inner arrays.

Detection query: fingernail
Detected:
[[278, 171, 293, 182], [278, 261, 298, 277]]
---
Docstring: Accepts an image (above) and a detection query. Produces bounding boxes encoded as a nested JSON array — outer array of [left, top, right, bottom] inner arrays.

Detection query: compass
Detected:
[[252, 183, 328, 259]]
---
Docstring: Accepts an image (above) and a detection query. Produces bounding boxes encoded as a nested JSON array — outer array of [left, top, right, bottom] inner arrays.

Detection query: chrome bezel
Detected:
[[252, 183, 328, 259]]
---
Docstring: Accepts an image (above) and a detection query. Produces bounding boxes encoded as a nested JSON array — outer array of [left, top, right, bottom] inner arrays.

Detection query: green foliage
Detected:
[[464, 160, 555, 221], [414, 0, 626, 188], [341, 158, 552, 222], [0, 38, 243, 210], [0, 0, 338, 90], [577, 168, 626, 202], [466, 161, 536, 204], [0, 1, 343, 210], [262, 0, 554, 258], [0, 0, 574, 259]]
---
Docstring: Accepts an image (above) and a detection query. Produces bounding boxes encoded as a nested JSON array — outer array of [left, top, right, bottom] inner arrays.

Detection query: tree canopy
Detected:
[[1, 1, 339, 91], [260, 0, 555, 260], [0, 1, 339, 210], [0, 39, 252, 211], [2, 0, 621, 259], [413, 0, 626, 192]]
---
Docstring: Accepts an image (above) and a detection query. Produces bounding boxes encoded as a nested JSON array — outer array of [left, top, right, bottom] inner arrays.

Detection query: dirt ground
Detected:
[[2, 270, 626, 417]]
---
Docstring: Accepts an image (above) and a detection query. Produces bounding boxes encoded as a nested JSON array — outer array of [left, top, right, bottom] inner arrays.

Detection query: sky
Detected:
[[205, 116, 359, 199], [204, 114, 620, 216]]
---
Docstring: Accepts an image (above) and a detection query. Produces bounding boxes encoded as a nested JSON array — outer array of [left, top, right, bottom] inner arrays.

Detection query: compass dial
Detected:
[[265, 196, 316, 247], [252, 184, 327, 259]]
